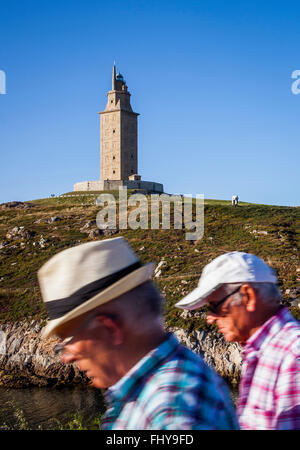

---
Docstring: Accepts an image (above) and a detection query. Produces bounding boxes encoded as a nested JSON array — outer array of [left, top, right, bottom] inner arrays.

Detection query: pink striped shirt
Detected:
[[238, 306, 300, 430]]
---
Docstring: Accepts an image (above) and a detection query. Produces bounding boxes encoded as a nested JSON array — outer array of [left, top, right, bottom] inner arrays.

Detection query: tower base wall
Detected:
[[73, 180, 164, 194]]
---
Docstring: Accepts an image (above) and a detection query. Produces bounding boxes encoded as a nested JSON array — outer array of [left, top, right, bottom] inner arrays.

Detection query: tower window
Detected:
[[113, 129, 115, 133], [131, 154, 133, 159], [131, 169, 134, 173], [111, 100, 113, 103], [113, 156, 115, 160], [113, 170, 115, 174]]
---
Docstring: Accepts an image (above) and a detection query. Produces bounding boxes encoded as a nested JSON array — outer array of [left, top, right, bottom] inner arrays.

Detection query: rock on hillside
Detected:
[[0, 201, 35, 210], [0, 321, 89, 387], [170, 327, 242, 384], [0, 320, 242, 387]]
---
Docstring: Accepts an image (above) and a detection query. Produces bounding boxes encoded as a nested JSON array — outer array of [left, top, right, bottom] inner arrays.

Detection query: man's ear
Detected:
[[95, 315, 124, 346], [240, 284, 257, 312]]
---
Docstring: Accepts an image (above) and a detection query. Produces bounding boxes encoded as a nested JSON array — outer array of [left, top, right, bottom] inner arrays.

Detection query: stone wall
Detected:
[[73, 180, 164, 193]]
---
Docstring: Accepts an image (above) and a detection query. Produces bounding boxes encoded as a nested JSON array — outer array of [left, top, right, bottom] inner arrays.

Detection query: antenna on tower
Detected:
[[112, 62, 116, 90]]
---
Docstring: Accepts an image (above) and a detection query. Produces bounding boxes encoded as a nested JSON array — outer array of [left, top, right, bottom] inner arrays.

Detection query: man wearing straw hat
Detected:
[[39, 237, 238, 430]]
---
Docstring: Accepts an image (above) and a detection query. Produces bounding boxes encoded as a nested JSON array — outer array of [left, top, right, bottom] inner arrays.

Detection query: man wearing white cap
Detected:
[[39, 237, 238, 430], [176, 251, 300, 430]]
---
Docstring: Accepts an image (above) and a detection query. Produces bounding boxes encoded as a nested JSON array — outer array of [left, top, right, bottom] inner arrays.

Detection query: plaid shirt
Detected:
[[101, 333, 239, 430], [238, 307, 300, 430]]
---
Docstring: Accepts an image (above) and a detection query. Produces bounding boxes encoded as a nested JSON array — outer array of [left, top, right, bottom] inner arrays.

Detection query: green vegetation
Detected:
[[0, 193, 299, 329], [0, 407, 103, 430], [0, 193, 299, 429]]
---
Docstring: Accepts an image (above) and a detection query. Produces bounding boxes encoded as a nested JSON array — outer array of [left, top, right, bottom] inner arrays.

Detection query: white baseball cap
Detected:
[[175, 251, 278, 310]]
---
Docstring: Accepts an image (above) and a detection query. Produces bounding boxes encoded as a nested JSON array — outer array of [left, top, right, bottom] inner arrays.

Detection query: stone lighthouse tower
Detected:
[[99, 64, 139, 181], [73, 65, 163, 193]]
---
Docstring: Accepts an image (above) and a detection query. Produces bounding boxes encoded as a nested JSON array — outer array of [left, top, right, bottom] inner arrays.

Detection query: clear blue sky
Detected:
[[0, 0, 299, 206]]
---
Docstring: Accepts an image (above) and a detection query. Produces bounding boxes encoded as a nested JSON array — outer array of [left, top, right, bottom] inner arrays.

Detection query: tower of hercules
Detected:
[[73, 64, 163, 194], [100, 64, 138, 181]]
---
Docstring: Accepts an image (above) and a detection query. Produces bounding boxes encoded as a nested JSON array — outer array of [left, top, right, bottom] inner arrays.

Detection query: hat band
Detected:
[[46, 261, 142, 320]]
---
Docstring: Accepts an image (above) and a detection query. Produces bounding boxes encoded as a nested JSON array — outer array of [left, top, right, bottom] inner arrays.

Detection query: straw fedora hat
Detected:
[[38, 237, 154, 338]]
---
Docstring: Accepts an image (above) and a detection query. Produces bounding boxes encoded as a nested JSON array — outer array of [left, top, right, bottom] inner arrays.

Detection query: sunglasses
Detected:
[[207, 286, 241, 315]]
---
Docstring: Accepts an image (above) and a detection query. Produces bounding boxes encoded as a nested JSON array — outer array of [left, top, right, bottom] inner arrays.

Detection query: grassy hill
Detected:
[[0, 192, 299, 331]]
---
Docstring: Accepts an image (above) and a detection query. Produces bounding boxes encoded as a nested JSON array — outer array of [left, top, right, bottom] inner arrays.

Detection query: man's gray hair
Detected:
[[124, 280, 165, 318], [92, 280, 164, 332], [223, 282, 282, 307]]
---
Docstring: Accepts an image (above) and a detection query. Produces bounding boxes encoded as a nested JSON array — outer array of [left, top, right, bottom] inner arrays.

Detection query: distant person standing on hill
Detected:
[[176, 252, 300, 430], [232, 195, 239, 206], [38, 237, 239, 430]]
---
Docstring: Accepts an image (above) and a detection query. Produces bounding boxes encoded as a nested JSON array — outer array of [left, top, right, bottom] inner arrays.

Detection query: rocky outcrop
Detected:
[[170, 327, 242, 385], [0, 321, 89, 387], [5, 226, 36, 241], [0, 320, 242, 387], [0, 201, 35, 210], [79, 221, 118, 239]]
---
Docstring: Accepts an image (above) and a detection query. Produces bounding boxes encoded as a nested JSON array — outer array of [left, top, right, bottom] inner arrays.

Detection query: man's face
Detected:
[[58, 314, 120, 389], [206, 289, 252, 344]]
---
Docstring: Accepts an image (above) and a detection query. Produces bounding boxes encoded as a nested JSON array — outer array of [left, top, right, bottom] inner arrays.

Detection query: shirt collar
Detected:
[[103, 332, 180, 405], [243, 306, 290, 355]]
